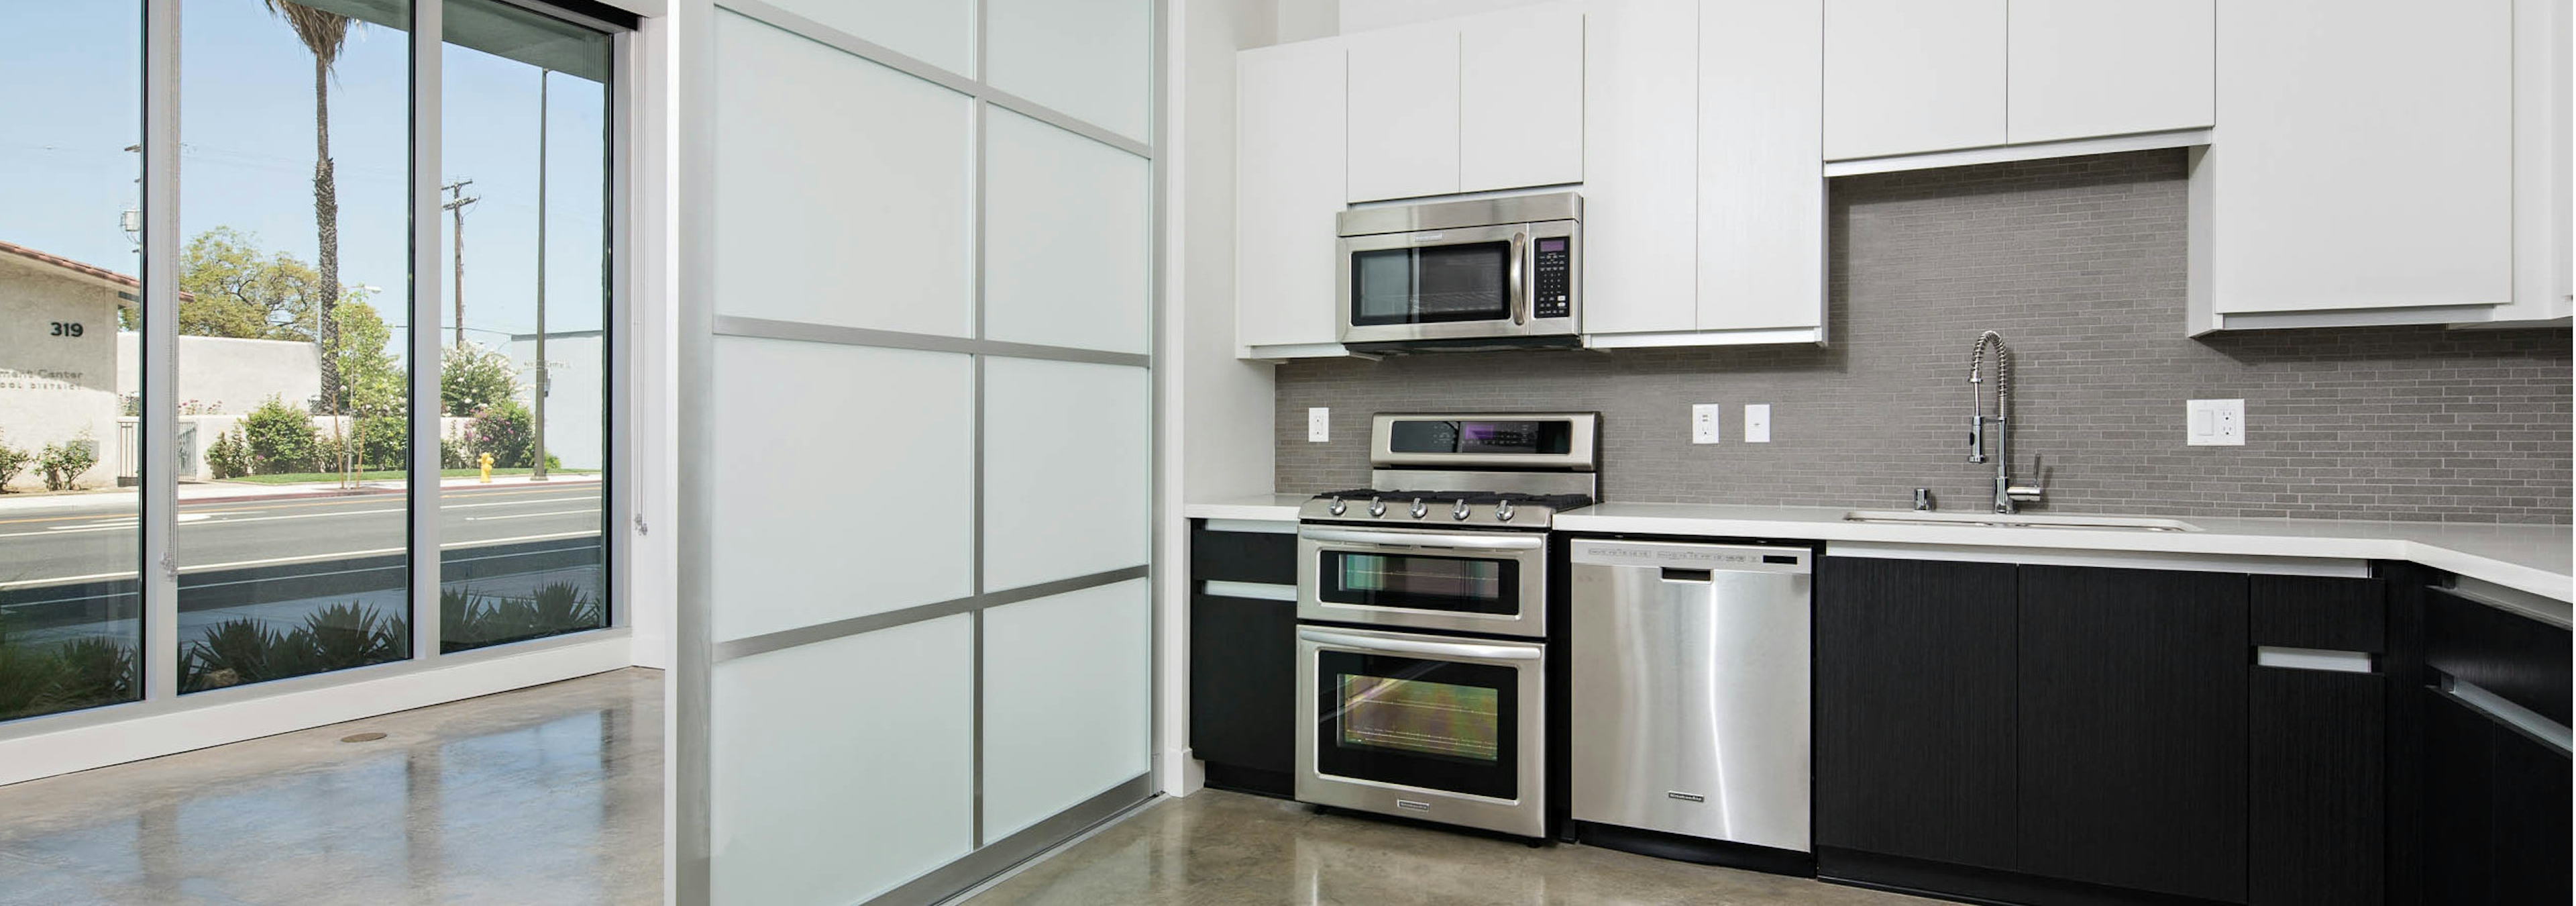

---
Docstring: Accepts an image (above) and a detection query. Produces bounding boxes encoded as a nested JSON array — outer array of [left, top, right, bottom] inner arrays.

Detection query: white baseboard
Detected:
[[0, 634, 634, 787]]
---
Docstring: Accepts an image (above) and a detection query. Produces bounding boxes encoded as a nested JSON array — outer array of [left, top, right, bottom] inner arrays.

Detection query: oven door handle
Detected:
[[1299, 627, 1544, 662], [1301, 527, 1546, 551]]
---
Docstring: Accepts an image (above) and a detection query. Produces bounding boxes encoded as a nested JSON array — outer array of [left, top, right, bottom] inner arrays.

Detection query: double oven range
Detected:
[[1293, 413, 1599, 840]]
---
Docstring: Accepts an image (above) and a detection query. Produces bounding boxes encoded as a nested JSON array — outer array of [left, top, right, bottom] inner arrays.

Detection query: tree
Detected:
[[441, 343, 520, 416], [264, 1, 354, 425], [329, 299, 406, 471], [176, 227, 323, 340]]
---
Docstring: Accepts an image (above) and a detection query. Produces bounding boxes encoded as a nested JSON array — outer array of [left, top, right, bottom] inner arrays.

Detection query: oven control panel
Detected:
[[1532, 237, 1571, 319]]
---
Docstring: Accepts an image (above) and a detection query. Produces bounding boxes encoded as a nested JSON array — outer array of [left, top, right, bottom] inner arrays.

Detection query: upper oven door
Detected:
[[1299, 525, 1548, 638], [1336, 223, 1575, 345]]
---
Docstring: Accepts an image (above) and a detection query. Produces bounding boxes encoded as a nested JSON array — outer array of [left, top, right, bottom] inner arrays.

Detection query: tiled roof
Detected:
[[0, 238, 177, 305]]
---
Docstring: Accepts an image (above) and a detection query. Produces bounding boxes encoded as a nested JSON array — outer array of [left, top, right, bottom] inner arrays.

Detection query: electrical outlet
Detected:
[[1743, 404, 1772, 443], [2186, 399, 2245, 446], [1692, 404, 1721, 444], [1307, 407, 1330, 443]]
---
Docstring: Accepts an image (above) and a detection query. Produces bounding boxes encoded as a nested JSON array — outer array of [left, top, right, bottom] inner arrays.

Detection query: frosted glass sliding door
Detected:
[[677, 1, 1160, 903]]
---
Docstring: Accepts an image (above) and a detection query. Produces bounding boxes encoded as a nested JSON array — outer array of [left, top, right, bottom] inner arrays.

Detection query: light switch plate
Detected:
[[1307, 407, 1330, 443], [1743, 404, 1772, 443], [1692, 403, 1721, 444], [2186, 399, 2245, 446]]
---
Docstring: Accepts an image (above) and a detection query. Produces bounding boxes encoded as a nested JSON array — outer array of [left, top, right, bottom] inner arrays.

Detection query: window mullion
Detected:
[[141, 0, 181, 704], [410, 0, 446, 661]]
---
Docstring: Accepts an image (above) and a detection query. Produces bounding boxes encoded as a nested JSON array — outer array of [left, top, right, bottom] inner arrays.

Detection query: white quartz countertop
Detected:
[[1554, 503, 2574, 603], [1181, 495, 2571, 602], [1183, 495, 1309, 522]]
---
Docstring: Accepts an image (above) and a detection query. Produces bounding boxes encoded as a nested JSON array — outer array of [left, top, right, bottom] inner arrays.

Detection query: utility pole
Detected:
[[531, 72, 549, 481], [440, 179, 477, 348]]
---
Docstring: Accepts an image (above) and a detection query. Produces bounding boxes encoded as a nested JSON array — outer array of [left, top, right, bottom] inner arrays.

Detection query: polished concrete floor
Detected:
[[963, 789, 1941, 906], [0, 668, 661, 906]]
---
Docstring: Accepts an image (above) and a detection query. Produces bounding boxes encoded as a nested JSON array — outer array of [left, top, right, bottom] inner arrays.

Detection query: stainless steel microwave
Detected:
[[1335, 193, 1580, 352]]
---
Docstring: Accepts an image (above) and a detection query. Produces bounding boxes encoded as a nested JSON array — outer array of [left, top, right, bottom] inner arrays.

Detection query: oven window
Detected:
[[1316, 650, 1520, 800], [1352, 242, 1511, 325], [1320, 551, 1519, 615], [1339, 675, 1501, 762]]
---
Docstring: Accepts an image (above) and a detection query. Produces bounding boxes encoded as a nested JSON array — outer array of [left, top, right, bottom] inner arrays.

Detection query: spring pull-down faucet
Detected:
[[1969, 331, 2045, 513]]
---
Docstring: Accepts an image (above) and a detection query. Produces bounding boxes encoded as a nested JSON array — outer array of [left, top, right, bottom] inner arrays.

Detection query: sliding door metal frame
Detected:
[[410, 0, 447, 661], [672, 0, 1165, 901], [142, 0, 181, 705]]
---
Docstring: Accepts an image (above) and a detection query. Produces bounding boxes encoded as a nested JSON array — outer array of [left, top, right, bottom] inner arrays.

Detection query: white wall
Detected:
[[1335, 0, 1550, 34], [508, 332, 606, 470], [116, 332, 322, 415], [1, 267, 125, 489]]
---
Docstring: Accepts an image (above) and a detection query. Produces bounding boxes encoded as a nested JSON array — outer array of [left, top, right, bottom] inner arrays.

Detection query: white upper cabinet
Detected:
[[1346, 23, 1462, 201], [2006, 1, 2213, 144], [2500, 0, 2573, 324], [1578, 0, 1698, 336], [1823, 0, 2006, 160], [1697, 0, 1827, 340], [2189, 0, 2514, 331], [1345, 3, 1587, 202], [1236, 40, 1348, 354], [1460, 3, 1586, 192]]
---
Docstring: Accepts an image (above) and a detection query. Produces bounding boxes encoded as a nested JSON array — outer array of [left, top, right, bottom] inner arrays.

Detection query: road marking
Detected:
[[466, 508, 604, 522], [0, 485, 596, 527], [0, 530, 606, 590]]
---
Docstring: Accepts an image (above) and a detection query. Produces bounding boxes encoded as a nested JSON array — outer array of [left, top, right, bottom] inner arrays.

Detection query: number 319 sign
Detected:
[[49, 321, 84, 338]]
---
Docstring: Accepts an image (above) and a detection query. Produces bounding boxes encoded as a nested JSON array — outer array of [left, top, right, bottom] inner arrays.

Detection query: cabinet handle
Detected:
[[2253, 646, 2373, 674]]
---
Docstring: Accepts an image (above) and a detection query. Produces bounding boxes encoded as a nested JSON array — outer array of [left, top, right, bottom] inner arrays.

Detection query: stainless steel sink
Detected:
[[1841, 510, 2203, 532]]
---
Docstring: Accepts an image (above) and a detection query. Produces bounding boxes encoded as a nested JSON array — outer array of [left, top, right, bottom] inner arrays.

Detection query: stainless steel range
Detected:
[[1293, 413, 1597, 841]]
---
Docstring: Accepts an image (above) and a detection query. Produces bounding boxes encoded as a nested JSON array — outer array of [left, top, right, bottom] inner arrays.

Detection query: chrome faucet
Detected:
[[1968, 330, 2045, 513]]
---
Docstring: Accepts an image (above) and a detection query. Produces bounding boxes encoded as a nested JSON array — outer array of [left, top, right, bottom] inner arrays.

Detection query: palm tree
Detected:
[[264, 1, 356, 481]]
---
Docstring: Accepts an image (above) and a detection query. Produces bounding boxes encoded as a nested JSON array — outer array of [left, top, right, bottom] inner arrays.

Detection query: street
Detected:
[[0, 482, 606, 591]]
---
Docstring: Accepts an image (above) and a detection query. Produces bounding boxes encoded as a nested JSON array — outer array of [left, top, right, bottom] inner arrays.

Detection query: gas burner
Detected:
[[1297, 415, 1599, 529]]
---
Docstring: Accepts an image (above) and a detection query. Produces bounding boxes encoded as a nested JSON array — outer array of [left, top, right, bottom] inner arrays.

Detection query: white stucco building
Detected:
[[508, 329, 604, 470]]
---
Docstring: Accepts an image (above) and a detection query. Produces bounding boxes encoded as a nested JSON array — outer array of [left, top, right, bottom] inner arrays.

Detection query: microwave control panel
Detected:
[[1532, 237, 1571, 319]]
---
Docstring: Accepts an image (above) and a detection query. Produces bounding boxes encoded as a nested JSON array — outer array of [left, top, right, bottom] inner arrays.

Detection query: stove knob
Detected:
[[1328, 497, 1347, 517], [1367, 498, 1386, 518], [1409, 499, 1429, 519], [1452, 499, 1472, 521], [1495, 500, 1517, 522]]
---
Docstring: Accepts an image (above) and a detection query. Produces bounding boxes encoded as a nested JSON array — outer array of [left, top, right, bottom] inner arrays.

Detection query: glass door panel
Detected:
[[1318, 550, 1519, 615], [1351, 243, 1511, 325], [1314, 650, 1521, 800]]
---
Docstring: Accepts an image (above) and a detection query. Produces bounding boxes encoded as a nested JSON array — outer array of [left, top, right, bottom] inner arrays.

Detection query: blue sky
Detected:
[[0, 0, 608, 358]]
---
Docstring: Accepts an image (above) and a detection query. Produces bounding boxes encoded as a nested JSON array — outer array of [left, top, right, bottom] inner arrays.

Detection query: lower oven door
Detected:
[[1295, 625, 1546, 838], [1299, 525, 1548, 637]]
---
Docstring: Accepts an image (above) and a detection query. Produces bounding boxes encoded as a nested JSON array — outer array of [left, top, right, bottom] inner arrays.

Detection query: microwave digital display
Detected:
[[1388, 420, 1573, 455]]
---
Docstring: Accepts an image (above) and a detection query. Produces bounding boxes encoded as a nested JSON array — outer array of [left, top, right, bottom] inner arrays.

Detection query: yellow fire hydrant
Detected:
[[479, 452, 495, 483]]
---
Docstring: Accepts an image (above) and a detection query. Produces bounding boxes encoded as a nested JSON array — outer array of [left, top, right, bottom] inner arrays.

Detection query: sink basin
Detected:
[[1843, 511, 2203, 532]]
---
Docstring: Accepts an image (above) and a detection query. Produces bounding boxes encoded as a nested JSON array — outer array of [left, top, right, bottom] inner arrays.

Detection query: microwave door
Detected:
[[1338, 223, 1529, 344]]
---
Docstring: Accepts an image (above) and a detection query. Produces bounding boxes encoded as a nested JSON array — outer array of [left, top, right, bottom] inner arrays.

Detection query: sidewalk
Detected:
[[0, 473, 602, 515]]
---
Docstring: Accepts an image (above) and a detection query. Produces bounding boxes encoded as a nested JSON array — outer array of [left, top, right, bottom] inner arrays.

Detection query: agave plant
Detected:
[[0, 619, 50, 720], [302, 601, 405, 668], [184, 618, 279, 691], [43, 637, 138, 710]]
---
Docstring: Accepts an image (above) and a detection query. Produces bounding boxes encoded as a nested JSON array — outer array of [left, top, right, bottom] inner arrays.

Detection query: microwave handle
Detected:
[[1508, 230, 1528, 325], [1299, 627, 1543, 662]]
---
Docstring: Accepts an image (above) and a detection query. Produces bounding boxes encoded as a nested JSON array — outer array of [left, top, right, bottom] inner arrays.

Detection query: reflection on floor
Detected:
[[0, 668, 660, 905], [963, 789, 1941, 906]]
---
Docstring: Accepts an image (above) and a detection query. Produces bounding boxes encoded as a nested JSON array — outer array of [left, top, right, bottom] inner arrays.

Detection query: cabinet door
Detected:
[[1459, 3, 1583, 192], [2249, 666, 2385, 906], [1187, 591, 1297, 783], [1236, 41, 1346, 351], [1699, 0, 1827, 336], [1823, 0, 2006, 160], [2006, 0, 2212, 144], [2017, 565, 2248, 903], [1578, 0, 1698, 336], [1814, 557, 2019, 872], [1346, 23, 1461, 201], [2202, 0, 2512, 319]]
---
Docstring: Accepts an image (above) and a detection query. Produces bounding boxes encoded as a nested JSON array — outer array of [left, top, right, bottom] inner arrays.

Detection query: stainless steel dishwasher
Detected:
[[1568, 538, 1813, 868]]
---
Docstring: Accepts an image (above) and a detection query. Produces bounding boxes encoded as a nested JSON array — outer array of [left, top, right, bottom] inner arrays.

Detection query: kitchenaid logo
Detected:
[[1575, 543, 1750, 565]]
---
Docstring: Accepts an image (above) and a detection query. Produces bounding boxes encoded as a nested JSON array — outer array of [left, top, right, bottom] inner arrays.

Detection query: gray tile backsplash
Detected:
[[1276, 150, 2573, 524]]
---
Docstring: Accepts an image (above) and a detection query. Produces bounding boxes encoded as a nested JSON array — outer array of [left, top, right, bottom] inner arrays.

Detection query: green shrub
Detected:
[[470, 400, 536, 468], [37, 434, 99, 491], [0, 618, 138, 721], [241, 396, 317, 475], [441, 343, 520, 416], [440, 433, 471, 470], [205, 427, 252, 480], [440, 583, 604, 652], [180, 603, 408, 692], [0, 432, 30, 491], [356, 415, 407, 471]]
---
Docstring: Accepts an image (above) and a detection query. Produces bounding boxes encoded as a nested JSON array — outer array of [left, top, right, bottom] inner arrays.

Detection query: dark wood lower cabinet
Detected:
[[1815, 557, 2020, 872], [2424, 688, 2573, 905], [1187, 591, 1296, 793], [2017, 565, 2250, 903], [2249, 667, 2385, 906]]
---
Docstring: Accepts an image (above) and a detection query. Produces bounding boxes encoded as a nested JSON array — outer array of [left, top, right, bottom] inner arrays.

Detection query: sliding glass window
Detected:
[[0, 2, 147, 721], [435, 0, 611, 653], [176, 0, 414, 692]]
